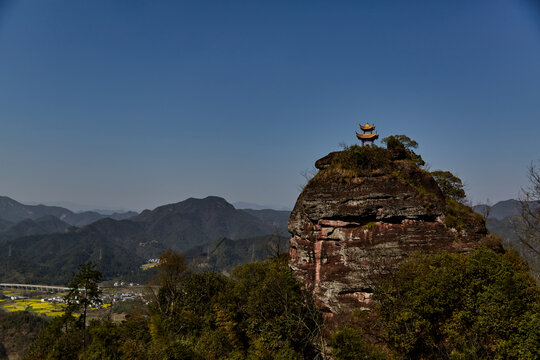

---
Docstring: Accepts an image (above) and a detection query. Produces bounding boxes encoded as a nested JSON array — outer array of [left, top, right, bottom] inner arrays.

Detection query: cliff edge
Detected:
[[288, 145, 488, 316]]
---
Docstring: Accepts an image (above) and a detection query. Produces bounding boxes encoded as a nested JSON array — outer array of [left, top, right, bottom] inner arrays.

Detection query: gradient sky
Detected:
[[0, 0, 539, 211]]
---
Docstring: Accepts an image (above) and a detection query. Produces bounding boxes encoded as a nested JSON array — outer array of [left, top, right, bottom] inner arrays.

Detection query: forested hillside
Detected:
[[0, 196, 136, 226], [0, 197, 291, 284], [21, 247, 540, 359], [474, 200, 540, 279]]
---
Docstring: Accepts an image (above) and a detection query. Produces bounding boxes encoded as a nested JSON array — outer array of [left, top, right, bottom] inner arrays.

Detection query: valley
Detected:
[[0, 196, 291, 285]]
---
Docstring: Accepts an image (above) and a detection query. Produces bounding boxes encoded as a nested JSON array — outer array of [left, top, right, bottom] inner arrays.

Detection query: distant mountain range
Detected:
[[2, 194, 539, 284], [233, 201, 291, 211], [0, 216, 71, 242], [0, 196, 137, 226], [0, 196, 291, 284]]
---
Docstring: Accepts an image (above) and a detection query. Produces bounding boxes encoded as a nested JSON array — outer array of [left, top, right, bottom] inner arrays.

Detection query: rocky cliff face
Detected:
[[289, 147, 487, 317]]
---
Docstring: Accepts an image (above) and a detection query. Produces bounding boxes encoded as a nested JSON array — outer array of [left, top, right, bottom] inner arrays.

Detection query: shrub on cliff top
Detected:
[[431, 170, 466, 202], [444, 197, 485, 230], [382, 134, 425, 167], [333, 145, 390, 175]]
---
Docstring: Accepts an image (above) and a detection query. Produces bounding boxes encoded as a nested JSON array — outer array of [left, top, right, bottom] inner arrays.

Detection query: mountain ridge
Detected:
[[0, 196, 290, 284], [0, 196, 137, 226]]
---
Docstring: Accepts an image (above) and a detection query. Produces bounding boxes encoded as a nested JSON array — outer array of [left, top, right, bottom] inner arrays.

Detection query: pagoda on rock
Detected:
[[355, 122, 379, 147]]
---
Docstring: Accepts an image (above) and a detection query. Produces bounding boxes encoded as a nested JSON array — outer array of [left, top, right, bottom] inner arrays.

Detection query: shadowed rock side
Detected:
[[288, 148, 487, 318]]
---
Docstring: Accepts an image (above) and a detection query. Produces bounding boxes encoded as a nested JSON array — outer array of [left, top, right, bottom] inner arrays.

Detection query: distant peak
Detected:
[[181, 196, 231, 205], [0, 195, 21, 204], [144, 196, 235, 214]]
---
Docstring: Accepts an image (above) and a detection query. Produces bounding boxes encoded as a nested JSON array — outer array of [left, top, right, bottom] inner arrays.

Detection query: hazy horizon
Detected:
[[17, 196, 293, 213], [1, 0, 539, 211]]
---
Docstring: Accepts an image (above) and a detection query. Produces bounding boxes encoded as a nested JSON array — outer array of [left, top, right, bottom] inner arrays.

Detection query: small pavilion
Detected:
[[355, 123, 379, 147]]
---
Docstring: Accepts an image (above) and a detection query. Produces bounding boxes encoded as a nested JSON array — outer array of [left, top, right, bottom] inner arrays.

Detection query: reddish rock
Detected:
[[289, 151, 487, 317]]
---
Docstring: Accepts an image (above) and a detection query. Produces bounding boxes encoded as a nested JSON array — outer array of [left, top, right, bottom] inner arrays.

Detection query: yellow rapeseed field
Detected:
[[140, 263, 158, 270], [0, 298, 64, 317]]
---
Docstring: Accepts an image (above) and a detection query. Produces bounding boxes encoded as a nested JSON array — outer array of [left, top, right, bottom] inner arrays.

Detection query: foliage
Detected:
[[0, 309, 49, 359], [373, 247, 540, 359], [382, 134, 419, 151], [151, 249, 188, 317], [107, 251, 321, 359], [24, 246, 540, 360], [64, 261, 102, 353], [382, 134, 425, 166], [147, 253, 321, 359], [445, 197, 485, 230], [329, 327, 387, 360], [363, 222, 378, 231], [332, 145, 391, 175], [22, 315, 81, 360], [184, 234, 290, 273], [431, 170, 466, 201], [23, 263, 102, 359], [86, 319, 123, 360]]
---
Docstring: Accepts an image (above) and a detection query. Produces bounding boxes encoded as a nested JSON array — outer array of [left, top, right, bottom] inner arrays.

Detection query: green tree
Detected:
[[232, 256, 321, 358], [64, 261, 102, 355], [382, 134, 425, 166], [431, 170, 466, 201], [23, 316, 82, 360], [0, 309, 50, 359], [149, 249, 188, 317], [145, 251, 321, 359], [373, 248, 540, 359], [118, 313, 151, 360], [328, 327, 386, 360], [85, 320, 123, 360]]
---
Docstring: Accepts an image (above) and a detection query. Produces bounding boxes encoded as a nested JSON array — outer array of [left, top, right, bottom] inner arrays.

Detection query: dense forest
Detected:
[[16, 245, 540, 360]]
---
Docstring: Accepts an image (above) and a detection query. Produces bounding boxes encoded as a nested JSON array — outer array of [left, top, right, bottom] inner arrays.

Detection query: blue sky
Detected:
[[0, 0, 539, 211]]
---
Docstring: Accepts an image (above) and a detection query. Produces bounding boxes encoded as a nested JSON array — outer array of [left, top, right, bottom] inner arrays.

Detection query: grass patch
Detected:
[[392, 170, 437, 199], [445, 198, 485, 230], [331, 145, 391, 176], [363, 222, 378, 231]]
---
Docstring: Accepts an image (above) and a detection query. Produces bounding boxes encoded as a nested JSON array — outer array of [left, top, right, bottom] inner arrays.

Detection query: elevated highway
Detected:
[[0, 283, 70, 293]]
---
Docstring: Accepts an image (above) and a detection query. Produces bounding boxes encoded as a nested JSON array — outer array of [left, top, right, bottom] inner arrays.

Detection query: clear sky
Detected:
[[0, 0, 539, 211]]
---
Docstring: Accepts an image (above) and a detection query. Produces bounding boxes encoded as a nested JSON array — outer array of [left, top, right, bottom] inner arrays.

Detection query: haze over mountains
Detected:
[[0, 195, 291, 284], [1, 194, 536, 285], [0, 216, 71, 242], [0, 196, 137, 226]]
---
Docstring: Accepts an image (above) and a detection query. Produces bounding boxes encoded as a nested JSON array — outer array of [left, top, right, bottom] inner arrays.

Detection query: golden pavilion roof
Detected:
[[356, 132, 379, 140], [359, 122, 376, 131]]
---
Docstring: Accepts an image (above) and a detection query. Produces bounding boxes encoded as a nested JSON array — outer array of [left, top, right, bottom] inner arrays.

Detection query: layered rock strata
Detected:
[[289, 150, 487, 316]]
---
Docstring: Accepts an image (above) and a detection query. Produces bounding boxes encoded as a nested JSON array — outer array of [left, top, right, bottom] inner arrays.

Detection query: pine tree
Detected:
[[64, 261, 102, 356]]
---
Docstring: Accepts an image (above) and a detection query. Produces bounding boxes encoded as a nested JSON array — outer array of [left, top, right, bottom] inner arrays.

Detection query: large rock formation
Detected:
[[289, 146, 487, 317]]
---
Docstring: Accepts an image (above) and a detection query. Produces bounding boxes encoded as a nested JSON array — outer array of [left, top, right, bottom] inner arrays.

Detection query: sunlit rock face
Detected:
[[288, 151, 487, 317]]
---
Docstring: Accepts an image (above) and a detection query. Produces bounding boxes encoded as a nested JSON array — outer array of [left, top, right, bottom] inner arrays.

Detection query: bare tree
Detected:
[[267, 225, 286, 259], [515, 161, 540, 255], [145, 249, 188, 316], [476, 198, 492, 221], [298, 167, 318, 192]]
